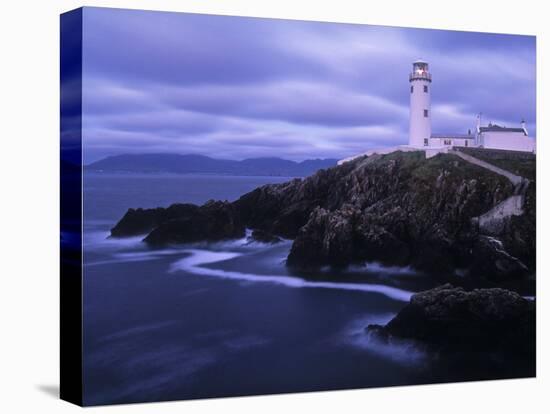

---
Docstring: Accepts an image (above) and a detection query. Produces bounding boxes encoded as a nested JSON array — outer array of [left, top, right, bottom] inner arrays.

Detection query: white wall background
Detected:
[[0, 1, 548, 413]]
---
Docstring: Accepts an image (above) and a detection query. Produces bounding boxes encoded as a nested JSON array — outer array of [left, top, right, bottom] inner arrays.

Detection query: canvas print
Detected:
[[60, 7, 536, 406]]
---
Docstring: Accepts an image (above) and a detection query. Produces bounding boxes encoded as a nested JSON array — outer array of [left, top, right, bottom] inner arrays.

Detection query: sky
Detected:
[[81, 7, 536, 163]]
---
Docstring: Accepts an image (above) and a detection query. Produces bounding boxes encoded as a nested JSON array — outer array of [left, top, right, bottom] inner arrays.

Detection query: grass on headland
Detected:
[[457, 147, 536, 181]]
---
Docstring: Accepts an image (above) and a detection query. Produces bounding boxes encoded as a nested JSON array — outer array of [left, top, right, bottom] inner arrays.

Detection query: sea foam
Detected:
[[169, 249, 414, 302], [342, 314, 428, 366]]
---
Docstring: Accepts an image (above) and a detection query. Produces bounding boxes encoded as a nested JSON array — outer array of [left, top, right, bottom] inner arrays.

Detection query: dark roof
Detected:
[[479, 124, 526, 134], [431, 133, 474, 139]]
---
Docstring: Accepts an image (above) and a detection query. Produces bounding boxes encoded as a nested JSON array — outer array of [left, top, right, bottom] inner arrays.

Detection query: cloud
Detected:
[[80, 7, 536, 163]]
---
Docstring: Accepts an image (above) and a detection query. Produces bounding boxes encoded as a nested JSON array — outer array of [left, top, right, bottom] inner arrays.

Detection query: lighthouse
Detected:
[[338, 58, 535, 165], [409, 60, 432, 147]]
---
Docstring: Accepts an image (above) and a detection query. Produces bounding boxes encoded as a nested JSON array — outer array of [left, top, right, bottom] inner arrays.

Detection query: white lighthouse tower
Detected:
[[409, 60, 432, 147], [337, 58, 534, 166]]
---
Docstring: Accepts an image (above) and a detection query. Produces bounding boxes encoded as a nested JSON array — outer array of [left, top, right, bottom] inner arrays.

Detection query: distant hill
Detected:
[[86, 154, 338, 177]]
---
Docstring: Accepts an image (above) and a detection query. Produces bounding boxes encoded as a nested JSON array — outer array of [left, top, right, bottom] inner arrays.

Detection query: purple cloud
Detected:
[[81, 7, 536, 163]]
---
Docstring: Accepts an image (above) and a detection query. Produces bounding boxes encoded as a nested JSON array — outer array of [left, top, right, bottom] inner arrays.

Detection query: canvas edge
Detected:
[[60, 7, 84, 407]]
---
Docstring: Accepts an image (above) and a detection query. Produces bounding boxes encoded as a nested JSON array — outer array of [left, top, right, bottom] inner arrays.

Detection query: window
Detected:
[[424, 109, 429, 117], [465, 140, 469, 147], [424, 85, 428, 93], [411, 85, 414, 93], [444, 139, 452, 146], [423, 138, 428, 146]]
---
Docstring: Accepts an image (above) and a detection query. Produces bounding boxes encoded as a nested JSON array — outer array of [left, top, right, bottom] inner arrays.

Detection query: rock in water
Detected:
[[112, 200, 245, 245], [144, 200, 245, 245], [366, 284, 535, 377], [248, 229, 282, 244], [110, 204, 201, 237]]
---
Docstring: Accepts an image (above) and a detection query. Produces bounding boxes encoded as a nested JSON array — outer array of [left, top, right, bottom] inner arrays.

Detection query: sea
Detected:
[[81, 172, 452, 405]]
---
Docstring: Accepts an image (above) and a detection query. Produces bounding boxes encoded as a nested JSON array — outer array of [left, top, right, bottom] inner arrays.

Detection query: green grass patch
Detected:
[[457, 148, 536, 181]]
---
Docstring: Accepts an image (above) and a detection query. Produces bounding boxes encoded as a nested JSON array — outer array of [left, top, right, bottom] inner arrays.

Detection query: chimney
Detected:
[[521, 118, 528, 135]]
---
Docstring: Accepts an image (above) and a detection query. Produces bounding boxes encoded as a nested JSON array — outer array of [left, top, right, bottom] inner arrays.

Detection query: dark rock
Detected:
[[248, 229, 282, 244], [499, 181, 536, 271], [111, 200, 244, 245], [110, 204, 200, 237], [143, 200, 245, 246], [367, 284, 535, 357], [233, 179, 308, 239], [467, 236, 530, 281], [287, 204, 363, 268], [283, 151, 529, 278]]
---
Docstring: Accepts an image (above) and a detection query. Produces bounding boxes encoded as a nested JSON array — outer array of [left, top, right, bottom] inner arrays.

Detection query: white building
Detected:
[[338, 60, 535, 165], [408, 60, 535, 153], [477, 120, 535, 152]]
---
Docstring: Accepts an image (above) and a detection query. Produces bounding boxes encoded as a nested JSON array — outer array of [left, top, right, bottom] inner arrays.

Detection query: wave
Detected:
[[169, 249, 414, 302], [83, 230, 146, 250], [190, 230, 292, 252], [348, 261, 417, 276], [85, 249, 185, 267], [342, 314, 428, 366]]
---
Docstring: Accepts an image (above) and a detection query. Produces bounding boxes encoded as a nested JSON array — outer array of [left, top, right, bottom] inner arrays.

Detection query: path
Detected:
[[449, 148, 530, 234], [449, 149, 524, 186]]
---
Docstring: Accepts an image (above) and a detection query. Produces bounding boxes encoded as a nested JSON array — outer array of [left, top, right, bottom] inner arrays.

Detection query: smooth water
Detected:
[[82, 172, 433, 406]]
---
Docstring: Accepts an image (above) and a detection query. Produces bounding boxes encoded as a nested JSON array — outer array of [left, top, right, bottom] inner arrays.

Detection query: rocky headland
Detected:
[[110, 149, 536, 373], [111, 150, 535, 281]]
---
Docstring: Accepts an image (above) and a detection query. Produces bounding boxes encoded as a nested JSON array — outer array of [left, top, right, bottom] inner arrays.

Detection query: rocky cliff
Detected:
[[111, 150, 535, 280]]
